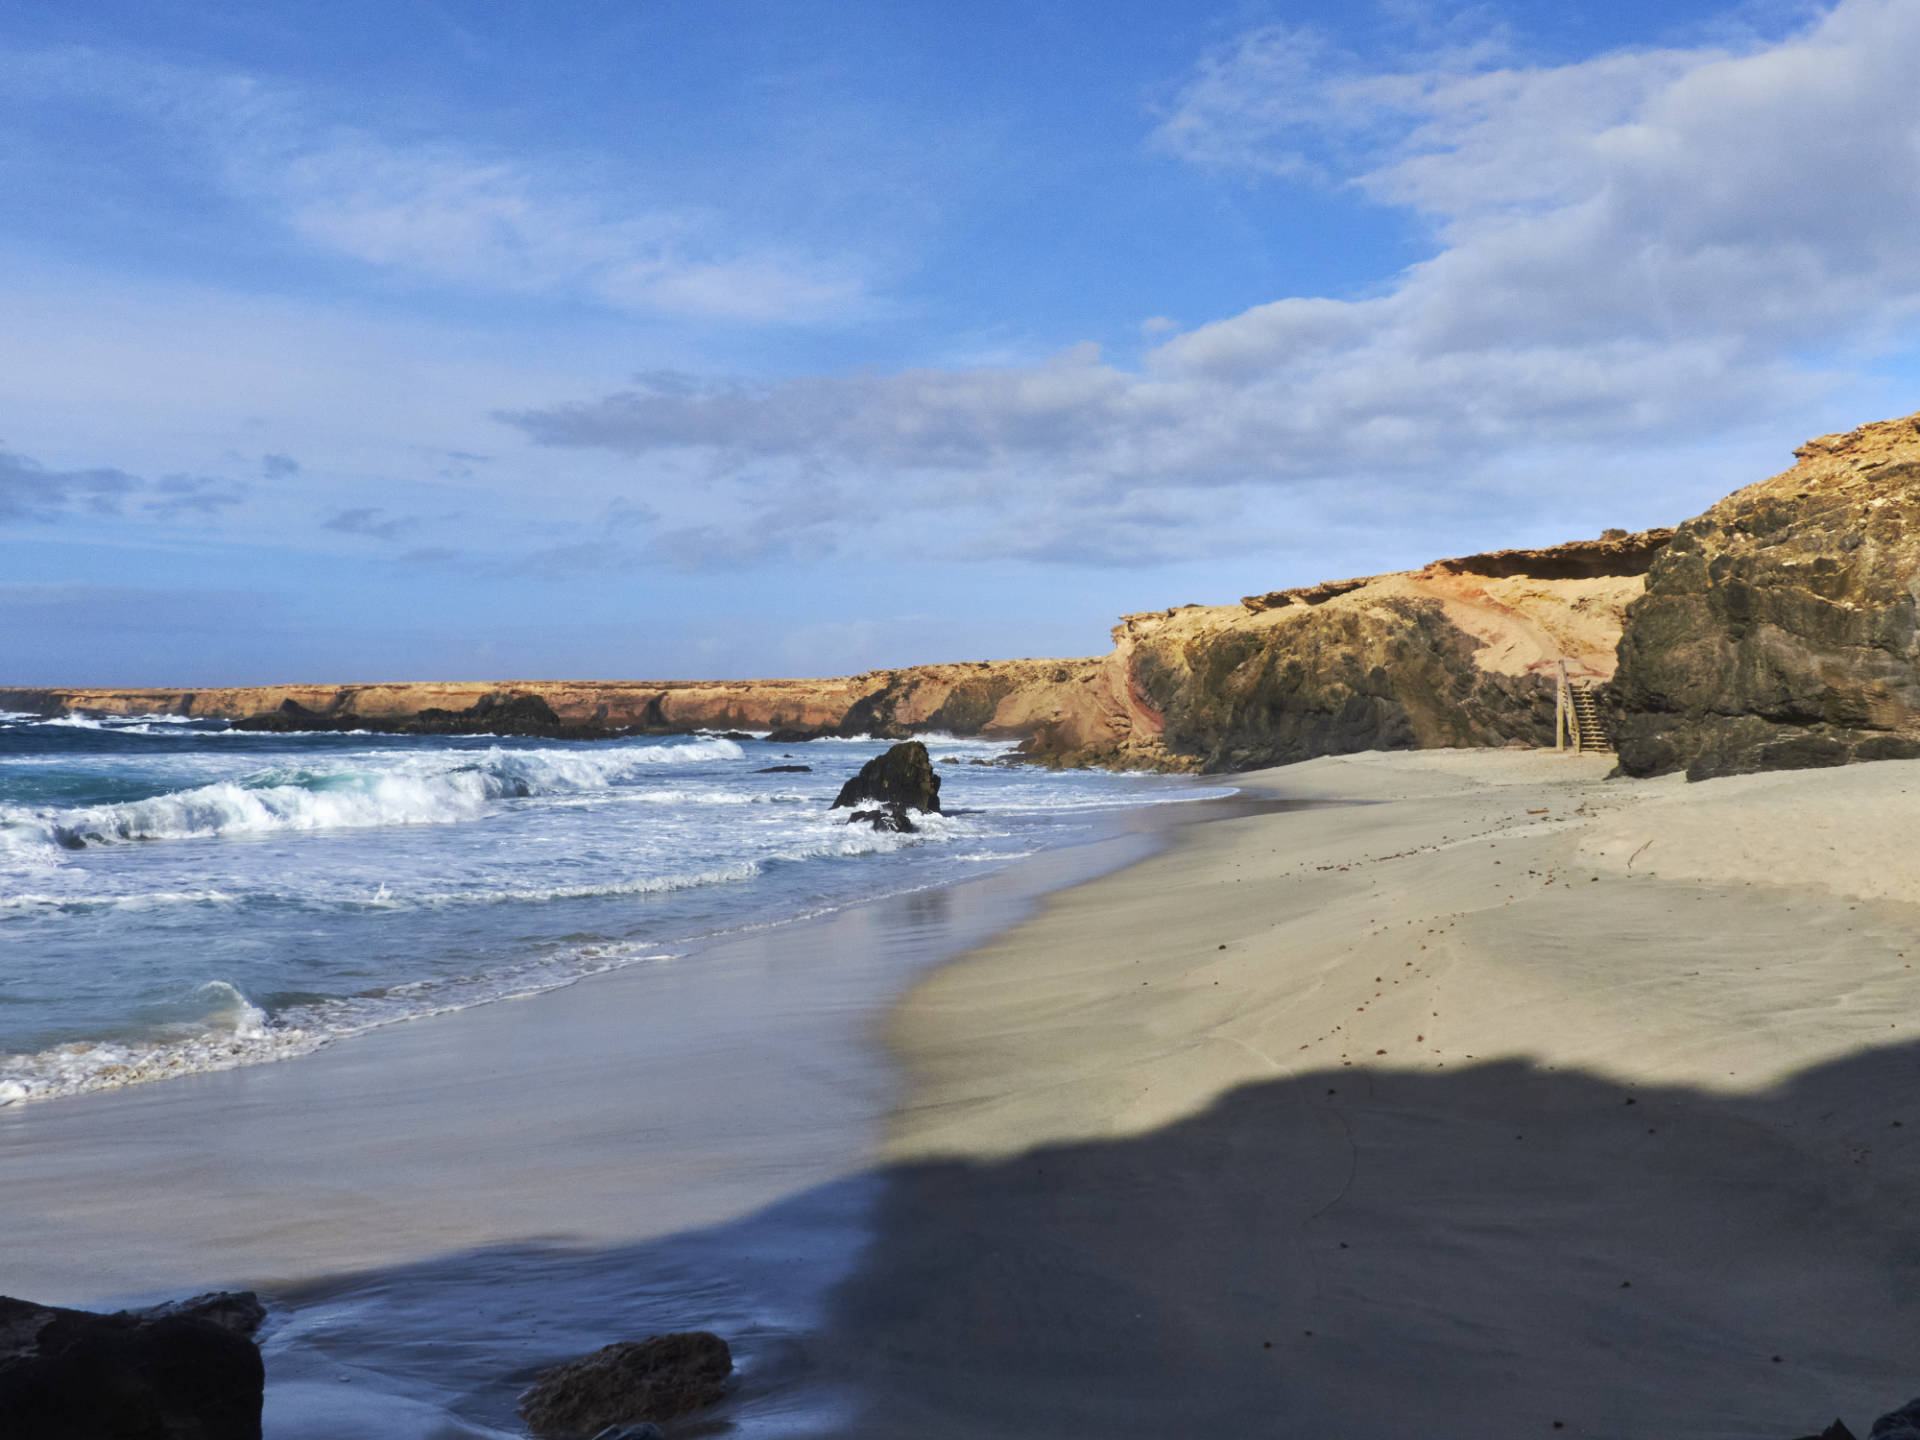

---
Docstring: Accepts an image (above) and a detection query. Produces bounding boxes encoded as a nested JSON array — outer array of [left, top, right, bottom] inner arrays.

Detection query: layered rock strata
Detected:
[[0, 661, 1114, 749], [1612, 410, 1920, 779], [1034, 534, 1666, 772], [0, 534, 1667, 774]]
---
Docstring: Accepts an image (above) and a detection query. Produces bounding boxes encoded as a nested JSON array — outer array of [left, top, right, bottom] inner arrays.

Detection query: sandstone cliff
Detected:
[[0, 661, 1117, 750], [0, 533, 1665, 774], [1612, 410, 1920, 779], [1026, 535, 1665, 771]]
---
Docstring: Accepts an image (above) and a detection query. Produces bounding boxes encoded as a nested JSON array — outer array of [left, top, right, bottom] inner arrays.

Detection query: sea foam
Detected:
[[0, 739, 748, 853], [0, 722, 1211, 1108]]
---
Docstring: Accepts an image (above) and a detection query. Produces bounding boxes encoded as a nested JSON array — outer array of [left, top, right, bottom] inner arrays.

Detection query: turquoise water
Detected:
[[0, 711, 1216, 1104]]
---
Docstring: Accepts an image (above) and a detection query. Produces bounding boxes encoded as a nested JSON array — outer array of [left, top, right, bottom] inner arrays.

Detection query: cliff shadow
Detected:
[[819, 1046, 1920, 1439], [254, 1042, 1920, 1440]]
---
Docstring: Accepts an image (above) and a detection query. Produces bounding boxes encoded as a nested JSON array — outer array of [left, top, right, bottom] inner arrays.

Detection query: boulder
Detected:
[[1613, 410, 1920, 779], [231, 698, 365, 732], [755, 764, 812, 773], [830, 740, 942, 814], [519, 1331, 731, 1439], [848, 804, 917, 832], [0, 1290, 266, 1440], [407, 690, 565, 735], [1873, 1397, 1920, 1439]]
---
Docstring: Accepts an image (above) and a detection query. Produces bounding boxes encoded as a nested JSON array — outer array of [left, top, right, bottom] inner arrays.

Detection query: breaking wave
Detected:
[[0, 948, 670, 1106], [0, 740, 746, 853]]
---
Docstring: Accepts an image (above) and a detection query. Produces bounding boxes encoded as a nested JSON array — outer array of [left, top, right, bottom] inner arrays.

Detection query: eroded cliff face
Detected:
[[1027, 540, 1663, 771], [1612, 410, 1920, 780], [1, 535, 1663, 774], [0, 662, 1114, 748]]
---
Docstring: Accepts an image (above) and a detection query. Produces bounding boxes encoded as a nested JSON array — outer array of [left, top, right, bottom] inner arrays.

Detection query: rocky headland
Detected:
[[0, 659, 1112, 753], [1612, 410, 1920, 779], [1047, 527, 1666, 771], [0, 530, 1667, 774], [17, 406, 1920, 782]]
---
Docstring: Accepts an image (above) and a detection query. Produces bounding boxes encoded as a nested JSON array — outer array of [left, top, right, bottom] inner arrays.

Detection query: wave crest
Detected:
[[0, 739, 748, 852]]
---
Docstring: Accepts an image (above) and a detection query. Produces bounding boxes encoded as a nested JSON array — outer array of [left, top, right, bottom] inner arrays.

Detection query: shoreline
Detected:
[[19, 745, 1920, 1434], [815, 749, 1920, 1437], [2, 780, 1247, 1436]]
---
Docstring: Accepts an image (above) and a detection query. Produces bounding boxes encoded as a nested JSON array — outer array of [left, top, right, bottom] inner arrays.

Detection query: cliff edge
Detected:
[[0, 533, 1667, 775], [1026, 532, 1666, 771], [1612, 410, 1920, 779]]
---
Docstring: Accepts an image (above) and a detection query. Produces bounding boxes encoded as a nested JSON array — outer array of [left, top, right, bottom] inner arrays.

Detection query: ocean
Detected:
[[0, 711, 1214, 1108]]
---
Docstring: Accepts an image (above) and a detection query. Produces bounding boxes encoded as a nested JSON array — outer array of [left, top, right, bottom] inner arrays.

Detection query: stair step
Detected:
[[1562, 679, 1614, 751]]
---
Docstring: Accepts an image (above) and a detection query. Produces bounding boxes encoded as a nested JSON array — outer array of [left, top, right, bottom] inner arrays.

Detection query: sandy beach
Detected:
[[11, 748, 1920, 1437], [819, 749, 1920, 1438], [0, 796, 1199, 1438]]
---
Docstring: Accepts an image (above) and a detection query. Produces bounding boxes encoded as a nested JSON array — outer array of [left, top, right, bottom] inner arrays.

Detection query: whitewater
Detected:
[[0, 712, 1218, 1106]]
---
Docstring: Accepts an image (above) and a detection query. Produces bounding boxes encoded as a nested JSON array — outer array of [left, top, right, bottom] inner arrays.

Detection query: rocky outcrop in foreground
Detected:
[[1789, 1391, 1920, 1439], [831, 740, 944, 831], [519, 1331, 731, 1439], [831, 740, 943, 814], [1613, 411, 1920, 779], [0, 1290, 265, 1440]]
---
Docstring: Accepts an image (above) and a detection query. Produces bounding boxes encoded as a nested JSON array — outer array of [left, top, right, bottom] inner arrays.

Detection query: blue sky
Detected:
[[4, 0, 1916, 684]]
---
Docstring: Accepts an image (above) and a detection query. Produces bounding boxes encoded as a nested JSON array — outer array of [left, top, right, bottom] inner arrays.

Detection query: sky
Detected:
[[4, 0, 1919, 684]]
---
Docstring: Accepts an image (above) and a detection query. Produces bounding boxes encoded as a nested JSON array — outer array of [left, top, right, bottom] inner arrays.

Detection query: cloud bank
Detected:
[[506, 0, 1920, 564]]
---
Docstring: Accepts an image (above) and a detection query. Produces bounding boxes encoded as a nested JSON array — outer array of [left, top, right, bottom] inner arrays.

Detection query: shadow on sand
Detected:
[[266, 1038, 1920, 1440]]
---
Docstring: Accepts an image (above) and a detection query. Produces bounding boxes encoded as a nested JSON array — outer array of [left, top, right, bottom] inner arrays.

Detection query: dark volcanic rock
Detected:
[[231, 698, 366, 732], [234, 691, 651, 741], [830, 740, 942, 813], [407, 690, 565, 734], [1612, 411, 1920, 779], [755, 764, 812, 773], [847, 803, 917, 832], [1873, 1397, 1920, 1438], [1793, 1423, 1860, 1440], [766, 727, 823, 743], [0, 1290, 266, 1440], [519, 1331, 731, 1438]]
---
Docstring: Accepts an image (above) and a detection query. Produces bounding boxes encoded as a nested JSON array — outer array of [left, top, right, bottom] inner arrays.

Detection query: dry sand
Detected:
[[12, 748, 1920, 1437], [821, 749, 1920, 1439]]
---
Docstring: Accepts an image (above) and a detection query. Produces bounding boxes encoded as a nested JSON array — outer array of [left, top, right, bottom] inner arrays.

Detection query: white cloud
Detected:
[[8, 47, 869, 326], [266, 134, 865, 324], [1147, 25, 1350, 180], [507, 0, 1920, 565]]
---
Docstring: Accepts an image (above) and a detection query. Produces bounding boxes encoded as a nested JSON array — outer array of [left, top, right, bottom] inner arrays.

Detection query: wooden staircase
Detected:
[[1555, 661, 1613, 753]]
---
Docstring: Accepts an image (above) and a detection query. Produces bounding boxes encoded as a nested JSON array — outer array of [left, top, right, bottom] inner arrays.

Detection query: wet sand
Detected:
[[2, 798, 1235, 1437], [15, 749, 1920, 1437], [819, 750, 1920, 1439]]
